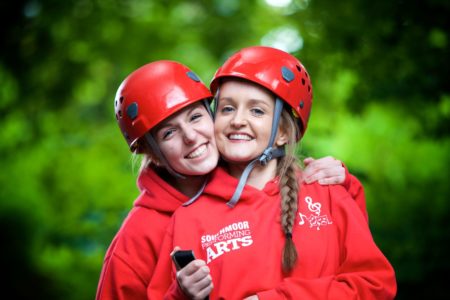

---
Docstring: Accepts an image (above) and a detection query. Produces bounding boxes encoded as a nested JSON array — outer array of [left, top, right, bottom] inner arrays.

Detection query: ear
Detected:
[[275, 127, 288, 146], [149, 152, 162, 166], [140, 140, 163, 166]]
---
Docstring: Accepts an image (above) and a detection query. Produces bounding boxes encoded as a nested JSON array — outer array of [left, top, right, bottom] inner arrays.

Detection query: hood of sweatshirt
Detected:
[[203, 166, 280, 204], [134, 167, 188, 214]]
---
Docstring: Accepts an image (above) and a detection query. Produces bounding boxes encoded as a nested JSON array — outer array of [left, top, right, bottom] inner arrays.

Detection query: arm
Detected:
[[342, 168, 368, 222], [255, 192, 396, 300], [147, 217, 177, 299], [96, 211, 160, 300], [96, 253, 149, 300], [147, 220, 184, 300], [147, 218, 212, 300], [303, 157, 368, 221]]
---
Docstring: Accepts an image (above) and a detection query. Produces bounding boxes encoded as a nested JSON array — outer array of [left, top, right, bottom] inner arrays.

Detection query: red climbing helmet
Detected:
[[210, 46, 313, 138], [114, 60, 212, 152]]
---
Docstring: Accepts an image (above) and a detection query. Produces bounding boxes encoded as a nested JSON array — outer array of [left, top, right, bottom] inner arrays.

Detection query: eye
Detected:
[[190, 113, 202, 122], [251, 107, 265, 116], [220, 105, 235, 114], [161, 128, 176, 140]]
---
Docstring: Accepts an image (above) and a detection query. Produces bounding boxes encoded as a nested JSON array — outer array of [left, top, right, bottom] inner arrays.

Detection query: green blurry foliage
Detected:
[[0, 0, 449, 299]]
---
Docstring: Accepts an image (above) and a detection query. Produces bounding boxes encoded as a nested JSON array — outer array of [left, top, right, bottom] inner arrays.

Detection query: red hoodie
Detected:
[[147, 167, 396, 299], [96, 168, 188, 300]]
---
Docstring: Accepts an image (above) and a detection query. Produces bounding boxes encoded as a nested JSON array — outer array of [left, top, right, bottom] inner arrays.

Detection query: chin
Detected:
[[182, 170, 207, 176], [225, 156, 256, 163], [188, 163, 217, 176]]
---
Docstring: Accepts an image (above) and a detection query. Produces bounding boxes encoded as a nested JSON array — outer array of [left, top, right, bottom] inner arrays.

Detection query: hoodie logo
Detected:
[[201, 221, 253, 263], [299, 196, 332, 230]]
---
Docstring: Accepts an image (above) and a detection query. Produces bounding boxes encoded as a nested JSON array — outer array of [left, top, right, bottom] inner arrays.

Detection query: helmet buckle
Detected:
[[259, 148, 273, 165]]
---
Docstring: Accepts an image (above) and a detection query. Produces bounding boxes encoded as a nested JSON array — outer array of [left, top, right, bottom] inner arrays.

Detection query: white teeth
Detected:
[[229, 134, 251, 141], [186, 144, 207, 159]]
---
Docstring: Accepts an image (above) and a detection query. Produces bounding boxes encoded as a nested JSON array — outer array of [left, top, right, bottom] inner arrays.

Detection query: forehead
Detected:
[[219, 79, 274, 102], [155, 102, 205, 128]]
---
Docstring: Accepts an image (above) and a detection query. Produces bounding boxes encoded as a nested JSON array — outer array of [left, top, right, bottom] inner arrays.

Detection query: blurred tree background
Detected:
[[1, 0, 448, 299]]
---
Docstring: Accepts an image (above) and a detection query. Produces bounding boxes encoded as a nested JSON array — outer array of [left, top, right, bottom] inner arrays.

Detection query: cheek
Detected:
[[213, 126, 226, 152], [205, 125, 215, 140], [213, 126, 220, 140], [214, 126, 227, 150], [213, 118, 226, 136], [198, 120, 216, 142], [261, 119, 274, 137], [159, 143, 179, 160], [199, 117, 219, 143]]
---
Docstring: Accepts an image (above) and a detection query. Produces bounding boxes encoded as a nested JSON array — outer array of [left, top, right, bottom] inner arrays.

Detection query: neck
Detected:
[[227, 159, 278, 190], [168, 175, 208, 198]]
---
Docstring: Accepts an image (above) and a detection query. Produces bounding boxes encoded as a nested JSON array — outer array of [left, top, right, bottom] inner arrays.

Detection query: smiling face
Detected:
[[153, 102, 219, 176], [214, 80, 287, 165]]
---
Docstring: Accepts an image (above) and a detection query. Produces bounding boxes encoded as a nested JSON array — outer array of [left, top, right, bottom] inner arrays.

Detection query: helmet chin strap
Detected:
[[143, 132, 186, 179], [203, 99, 214, 119], [227, 97, 285, 208], [212, 87, 219, 120]]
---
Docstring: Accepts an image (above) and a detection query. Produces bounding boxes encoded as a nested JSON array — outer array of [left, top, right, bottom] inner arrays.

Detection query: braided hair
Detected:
[[276, 108, 302, 272]]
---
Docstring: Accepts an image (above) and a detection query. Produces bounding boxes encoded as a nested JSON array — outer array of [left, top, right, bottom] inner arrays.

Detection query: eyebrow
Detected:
[[184, 105, 200, 116], [156, 103, 203, 130], [219, 97, 272, 108], [247, 98, 272, 107]]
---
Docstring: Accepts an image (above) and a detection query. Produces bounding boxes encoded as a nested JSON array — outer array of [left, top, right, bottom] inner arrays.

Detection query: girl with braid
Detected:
[[147, 46, 396, 300], [96, 60, 352, 300]]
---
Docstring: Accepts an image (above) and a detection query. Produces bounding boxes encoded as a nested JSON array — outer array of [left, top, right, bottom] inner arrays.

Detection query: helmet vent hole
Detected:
[[301, 78, 305, 85], [118, 110, 122, 118], [120, 96, 124, 103], [305, 72, 309, 78], [296, 65, 302, 72], [115, 100, 117, 107], [308, 85, 311, 92]]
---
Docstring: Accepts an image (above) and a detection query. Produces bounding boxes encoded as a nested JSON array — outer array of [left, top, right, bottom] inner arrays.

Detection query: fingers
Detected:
[[189, 273, 213, 300], [303, 156, 345, 185], [303, 157, 334, 174], [170, 246, 181, 257], [308, 156, 341, 170], [179, 259, 207, 276], [304, 169, 343, 184], [303, 157, 315, 166], [317, 175, 345, 185], [177, 260, 213, 299]]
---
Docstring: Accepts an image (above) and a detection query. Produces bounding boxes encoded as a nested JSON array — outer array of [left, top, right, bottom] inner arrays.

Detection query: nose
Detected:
[[182, 126, 197, 144], [230, 109, 247, 128]]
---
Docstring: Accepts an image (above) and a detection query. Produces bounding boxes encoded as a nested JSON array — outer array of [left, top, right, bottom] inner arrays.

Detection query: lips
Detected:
[[228, 133, 252, 141], [185, 143, 207, 159]]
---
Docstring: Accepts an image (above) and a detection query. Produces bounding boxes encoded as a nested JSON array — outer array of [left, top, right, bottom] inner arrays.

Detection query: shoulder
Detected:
[[300, 182, 368, 225], [110, 206, 170, 255], [299, 182, 361, 215], [295, 183, 368, 236], [128, 205, 170, 231], [300, 181, 351, 202]]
